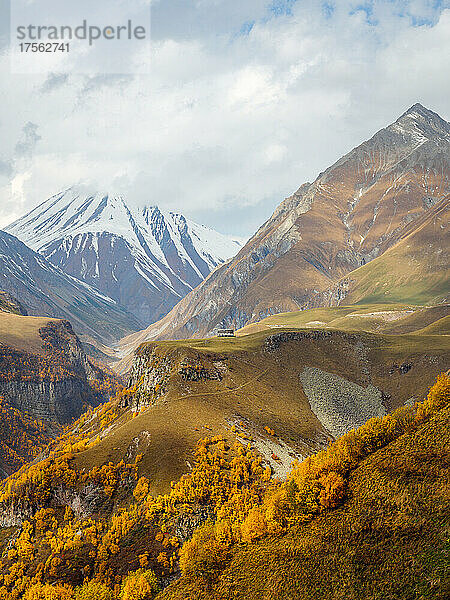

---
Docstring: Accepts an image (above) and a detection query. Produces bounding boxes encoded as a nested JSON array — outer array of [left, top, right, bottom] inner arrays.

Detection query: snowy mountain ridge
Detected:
[[6, 187, 243, 326], [0, 230, 141, 344]]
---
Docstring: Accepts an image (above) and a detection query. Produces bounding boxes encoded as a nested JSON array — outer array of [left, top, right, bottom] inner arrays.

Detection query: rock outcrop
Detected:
[[0, 319, 109, 423], [0, 291, 27, 315]]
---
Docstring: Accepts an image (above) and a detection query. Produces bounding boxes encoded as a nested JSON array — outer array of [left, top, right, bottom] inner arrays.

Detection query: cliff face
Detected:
[[0, 379, 92, 424], [0, 314, 120, 479], [0, 319, 106, 424], [0, 291, 27, 316]]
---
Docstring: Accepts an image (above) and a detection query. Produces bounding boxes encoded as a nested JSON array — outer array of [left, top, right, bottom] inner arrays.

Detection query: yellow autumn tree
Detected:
[[416, 371, 450, 422], [133, 476, 150, 503], [319, 471, 345, 508], [120, 569, 159, 600], [75, 581, 114, 600], [23, 583, 74, 600], [240, 506, 267, 542], [179, 521, 231, 582]]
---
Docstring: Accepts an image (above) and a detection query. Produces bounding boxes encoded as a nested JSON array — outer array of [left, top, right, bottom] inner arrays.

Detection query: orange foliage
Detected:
[[23, 582, 73, 599], [120, 569, 159, 600]]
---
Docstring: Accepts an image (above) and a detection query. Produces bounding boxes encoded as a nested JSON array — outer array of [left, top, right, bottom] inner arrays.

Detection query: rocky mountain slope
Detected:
[[0, 230, 140, 345], [303, 195, 449, 308], [120, 103, 449, 349], [0, 291, 26, 315], [6, 187, 242, 326]]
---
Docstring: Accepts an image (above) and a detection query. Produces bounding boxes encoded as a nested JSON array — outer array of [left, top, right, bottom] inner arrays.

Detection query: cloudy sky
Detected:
[[0, 0, 449, 237]]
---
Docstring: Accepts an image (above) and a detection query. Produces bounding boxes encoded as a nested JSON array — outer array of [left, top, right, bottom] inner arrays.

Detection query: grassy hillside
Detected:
[[412, 315, 450, 336], [161, 374, 450, 600], [0, 312, 61, 355], [75, 326, 450, 498], [238, 303, 449, 337]]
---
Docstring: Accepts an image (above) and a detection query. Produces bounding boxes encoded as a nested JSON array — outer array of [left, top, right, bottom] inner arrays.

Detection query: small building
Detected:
[[217, 328, 235, 337]]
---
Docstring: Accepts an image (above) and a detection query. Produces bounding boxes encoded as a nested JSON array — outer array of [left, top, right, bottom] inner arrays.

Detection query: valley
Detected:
[[0, 103, 448, 599]]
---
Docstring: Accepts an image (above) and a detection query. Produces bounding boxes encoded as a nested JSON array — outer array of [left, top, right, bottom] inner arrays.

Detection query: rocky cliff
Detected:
[[0, 291, 27, 316], [0, 318, 113, 424]]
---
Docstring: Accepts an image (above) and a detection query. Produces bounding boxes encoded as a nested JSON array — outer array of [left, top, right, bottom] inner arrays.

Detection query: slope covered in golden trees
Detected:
[[0, 372, 448, 599], [0, 396, 52, 477], [162, 372, 450, 600]]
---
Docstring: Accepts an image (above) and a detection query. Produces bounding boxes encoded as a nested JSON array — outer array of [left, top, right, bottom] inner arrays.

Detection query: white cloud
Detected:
[[0, 0, 448, 236]]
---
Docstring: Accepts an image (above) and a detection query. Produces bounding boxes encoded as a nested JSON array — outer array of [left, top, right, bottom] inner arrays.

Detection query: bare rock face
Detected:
[[0, 320, 104, 423], [119, 104, 449, 350], [0, 291, 27, 315]]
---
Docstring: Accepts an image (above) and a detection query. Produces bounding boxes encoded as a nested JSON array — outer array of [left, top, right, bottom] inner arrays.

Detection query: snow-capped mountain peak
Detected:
[[6, 187, 242, 326]]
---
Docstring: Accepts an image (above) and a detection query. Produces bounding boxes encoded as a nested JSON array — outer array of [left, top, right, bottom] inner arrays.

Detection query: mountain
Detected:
[[303, 196, 449, 308], [119, 103, 449, 349], [6, 187, 243, 326], [0, 291, 26, 315], [0, 230, 140, 344]]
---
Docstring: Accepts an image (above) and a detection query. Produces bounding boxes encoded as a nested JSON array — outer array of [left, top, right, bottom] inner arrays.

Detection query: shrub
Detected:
[[416, 372, 450, 422], [179, 522, 231, 582], [318, 472, 345, 508], [133, 477, 150, 503], [241, 507, 268, 542]]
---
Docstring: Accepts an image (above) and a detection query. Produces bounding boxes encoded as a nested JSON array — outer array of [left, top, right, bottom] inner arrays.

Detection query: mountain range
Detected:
[[0, 230, 140, 345], [6, 188, 242, 327], [119, 103, 449, 351]]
